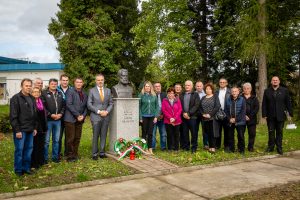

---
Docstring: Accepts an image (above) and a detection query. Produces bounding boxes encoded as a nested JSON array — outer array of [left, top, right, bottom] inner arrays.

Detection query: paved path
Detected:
[[110, 154, 179, 173], [4, 151, 300, 200]]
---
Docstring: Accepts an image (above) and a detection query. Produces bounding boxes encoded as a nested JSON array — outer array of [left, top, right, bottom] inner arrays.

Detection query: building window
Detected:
[[0, 77, 7, 100]]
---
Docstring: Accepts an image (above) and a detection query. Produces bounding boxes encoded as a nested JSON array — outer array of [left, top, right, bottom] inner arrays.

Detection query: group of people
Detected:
[[139, 76, 293, 156], [10, 73, 293, 176]]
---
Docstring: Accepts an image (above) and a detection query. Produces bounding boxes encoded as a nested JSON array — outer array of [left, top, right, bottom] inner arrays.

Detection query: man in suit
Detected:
[[215, 78, 231, 151], [262, 76, 293, 155], [87, 74, 113, 160], [195, 81, 208, 149], [180, 80, 200, 153], [64, 77, 88, 162], [152, 82, 167, 150]]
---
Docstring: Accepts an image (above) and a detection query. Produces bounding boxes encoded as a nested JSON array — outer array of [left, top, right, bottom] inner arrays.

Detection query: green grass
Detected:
[[154, 121, 300, 167], [0, 102, 299, 194], [0, 105, 9, 115], [0, 119, 136, 194]]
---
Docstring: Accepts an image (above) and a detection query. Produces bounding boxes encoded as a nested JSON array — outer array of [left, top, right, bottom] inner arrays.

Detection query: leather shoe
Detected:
[[99, 154, 107, 159], [92, 156, 98, 160], [277, 148, 283, 155], [23, 170, 35, 175]]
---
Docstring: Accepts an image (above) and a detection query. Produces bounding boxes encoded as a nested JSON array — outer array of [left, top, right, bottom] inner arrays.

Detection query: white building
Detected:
[[0, 56, 64, 105]]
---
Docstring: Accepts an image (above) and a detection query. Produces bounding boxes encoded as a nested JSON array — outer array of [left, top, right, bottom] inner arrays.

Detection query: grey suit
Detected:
[[87, 86, 113, 156]]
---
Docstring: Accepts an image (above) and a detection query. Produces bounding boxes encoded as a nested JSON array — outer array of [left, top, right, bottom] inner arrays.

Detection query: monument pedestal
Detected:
[[109, 98, 140, 153]]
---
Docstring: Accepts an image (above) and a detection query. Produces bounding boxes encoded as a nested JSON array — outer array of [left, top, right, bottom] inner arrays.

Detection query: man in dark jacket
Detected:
[[64, 78, 88, 162], [10, 78, 37, 176], [152, 82, 167, 150], [57, 74, 72, 158], [180, 80, 200, 153], [42, 78, 65, 163], [262, 76, 293, 155], [215, 78, 231, 151], [225, 87, 246, 153]]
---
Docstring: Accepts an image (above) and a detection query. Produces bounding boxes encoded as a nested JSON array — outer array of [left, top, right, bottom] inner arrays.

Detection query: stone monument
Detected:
[[111, 69, 134, 98], [109, 69, 139, 152]]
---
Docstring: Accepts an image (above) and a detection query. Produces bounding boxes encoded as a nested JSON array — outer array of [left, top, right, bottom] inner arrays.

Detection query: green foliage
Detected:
[[49, 0, 147, 88], [132, 0, 202, 86]]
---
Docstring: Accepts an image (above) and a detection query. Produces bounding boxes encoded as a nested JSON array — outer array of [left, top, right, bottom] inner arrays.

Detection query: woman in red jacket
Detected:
[[161, 87, 182, 151]]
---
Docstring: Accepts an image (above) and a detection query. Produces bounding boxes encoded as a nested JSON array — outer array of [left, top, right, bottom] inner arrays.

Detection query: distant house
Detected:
[[0, 56, 64, 105]]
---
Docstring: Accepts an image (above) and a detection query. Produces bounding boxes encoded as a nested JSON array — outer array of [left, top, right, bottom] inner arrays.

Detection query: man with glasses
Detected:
[[215, 78, 231, 151]]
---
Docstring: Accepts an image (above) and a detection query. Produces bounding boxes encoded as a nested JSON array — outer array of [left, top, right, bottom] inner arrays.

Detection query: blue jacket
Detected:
[[225, 95, 246, 126]]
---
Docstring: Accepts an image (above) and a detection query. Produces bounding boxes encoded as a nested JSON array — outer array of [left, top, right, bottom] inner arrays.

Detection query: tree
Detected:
[[214, 0, 300, 122], [132, 0, 202, 86], [49, 0, 145, 88]]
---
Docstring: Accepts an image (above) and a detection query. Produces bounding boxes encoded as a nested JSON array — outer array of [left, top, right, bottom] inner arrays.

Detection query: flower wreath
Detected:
[[114, 137, 148, 160]]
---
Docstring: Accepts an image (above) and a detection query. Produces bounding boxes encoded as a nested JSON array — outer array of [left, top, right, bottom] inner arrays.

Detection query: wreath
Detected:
[[114, 137, 148, 160]]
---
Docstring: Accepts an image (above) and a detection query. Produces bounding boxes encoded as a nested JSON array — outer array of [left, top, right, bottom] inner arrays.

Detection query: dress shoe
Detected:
[[92, 156, 98, 160], [265, 147, 274, 152], [99, 154, 107, 159], [277, 148, 283, 155]]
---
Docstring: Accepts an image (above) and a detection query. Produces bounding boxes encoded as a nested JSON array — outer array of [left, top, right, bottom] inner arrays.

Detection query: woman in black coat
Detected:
[[31, 87, 48, 168], [242, 83, 259, 152]]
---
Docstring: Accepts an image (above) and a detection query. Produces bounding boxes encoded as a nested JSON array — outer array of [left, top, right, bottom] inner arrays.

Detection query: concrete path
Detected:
[[5, 151, 300, 200]]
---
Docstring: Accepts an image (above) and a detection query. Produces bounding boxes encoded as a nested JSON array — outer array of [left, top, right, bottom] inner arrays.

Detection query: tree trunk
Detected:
[[257, 0, 267, 124]]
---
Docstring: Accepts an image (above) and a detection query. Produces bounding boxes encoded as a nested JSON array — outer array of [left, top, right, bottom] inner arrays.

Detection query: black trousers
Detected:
[[165, 124, 180, 151], [246, 124, 256, 150], [179, 124, 184, 149], [182, 118, 198, 151], [31, 132, 46, 168], [228, 124, 246, 152], [203, 120, 216, 148], [216, 119, 229, 149], [267, 118, 284, 150], [141, 117, 154, 148]]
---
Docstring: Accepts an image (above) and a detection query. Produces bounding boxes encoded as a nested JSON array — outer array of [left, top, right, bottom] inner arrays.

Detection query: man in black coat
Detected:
[[262, 76, 293, 155], [10, 78, 37, 176], [180, 80, 200, 153]]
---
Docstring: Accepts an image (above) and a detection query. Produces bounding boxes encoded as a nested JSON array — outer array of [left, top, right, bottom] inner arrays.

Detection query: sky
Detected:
[[0, 0, 60, 63]]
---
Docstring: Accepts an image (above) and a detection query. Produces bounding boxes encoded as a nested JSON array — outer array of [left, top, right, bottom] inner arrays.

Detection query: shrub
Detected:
[[0, 114, 10, 133]]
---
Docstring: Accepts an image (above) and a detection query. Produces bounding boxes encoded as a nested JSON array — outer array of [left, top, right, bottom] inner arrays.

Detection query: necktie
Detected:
[[100, 88, 104, 102]]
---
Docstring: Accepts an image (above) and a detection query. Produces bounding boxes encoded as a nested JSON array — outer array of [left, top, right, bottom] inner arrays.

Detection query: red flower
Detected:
[[119, 138, 124, 143]]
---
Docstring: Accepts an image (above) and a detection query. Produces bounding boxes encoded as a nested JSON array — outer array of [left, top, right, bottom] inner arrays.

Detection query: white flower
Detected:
[[141, 139, 146, 143], [116, 148, 119, 152]]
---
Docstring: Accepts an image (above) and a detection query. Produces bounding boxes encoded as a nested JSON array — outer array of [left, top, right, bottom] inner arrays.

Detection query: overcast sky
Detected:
[[0, 0, 60, 63]]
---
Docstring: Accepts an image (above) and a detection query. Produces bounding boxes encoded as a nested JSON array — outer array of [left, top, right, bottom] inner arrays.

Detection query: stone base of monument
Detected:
[[109, 98, 140, 153]]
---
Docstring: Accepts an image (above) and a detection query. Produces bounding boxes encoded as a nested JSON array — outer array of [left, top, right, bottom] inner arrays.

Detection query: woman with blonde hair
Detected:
[[138, 81, 159, 154]]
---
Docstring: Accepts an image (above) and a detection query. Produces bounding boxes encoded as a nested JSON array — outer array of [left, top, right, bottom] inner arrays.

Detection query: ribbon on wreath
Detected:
[[114, 137, 149, 160]]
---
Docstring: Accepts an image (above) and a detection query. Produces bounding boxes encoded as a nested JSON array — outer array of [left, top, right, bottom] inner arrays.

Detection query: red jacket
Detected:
[[161, 98, 182, 125]]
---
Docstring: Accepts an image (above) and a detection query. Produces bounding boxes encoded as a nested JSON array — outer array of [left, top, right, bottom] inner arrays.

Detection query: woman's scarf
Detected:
[[36, 98, 44, 111]]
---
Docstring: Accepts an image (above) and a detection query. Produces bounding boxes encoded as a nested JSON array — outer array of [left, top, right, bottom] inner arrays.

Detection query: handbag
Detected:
[[215, 109, 226, 121]]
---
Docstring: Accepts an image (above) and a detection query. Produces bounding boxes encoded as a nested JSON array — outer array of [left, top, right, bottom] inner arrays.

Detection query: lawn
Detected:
[[0, 103, 299, 194], [0, 115, 136, 194], [154, 121, 300, 166]]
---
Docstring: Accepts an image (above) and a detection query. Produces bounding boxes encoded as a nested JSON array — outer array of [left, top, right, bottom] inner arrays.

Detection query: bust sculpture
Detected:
[[112, 69, 133, 98]]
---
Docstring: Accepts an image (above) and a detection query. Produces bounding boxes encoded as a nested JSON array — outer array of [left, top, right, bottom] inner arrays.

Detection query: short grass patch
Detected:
[[0, 119, 136, 194], [154, 121, 300, 167]]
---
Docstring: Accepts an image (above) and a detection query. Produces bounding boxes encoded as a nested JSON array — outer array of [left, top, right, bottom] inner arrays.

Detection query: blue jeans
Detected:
[[45, 120, 61, 161], [152, 120, 167, 150], [14, 132, 33, 173]]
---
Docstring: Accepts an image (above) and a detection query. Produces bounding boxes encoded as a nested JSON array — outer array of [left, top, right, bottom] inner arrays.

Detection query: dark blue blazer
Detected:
[[64, 88, 88, 123]]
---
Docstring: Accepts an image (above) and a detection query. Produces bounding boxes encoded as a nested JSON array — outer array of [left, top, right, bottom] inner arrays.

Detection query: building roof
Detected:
[[0, 56, 38, 64], [0, 56, 64, 71], [0, 63, 64, 71]]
